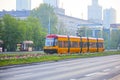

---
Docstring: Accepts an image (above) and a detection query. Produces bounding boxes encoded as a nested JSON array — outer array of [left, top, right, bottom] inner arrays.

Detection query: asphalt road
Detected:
[[0, 55, 120, 80]]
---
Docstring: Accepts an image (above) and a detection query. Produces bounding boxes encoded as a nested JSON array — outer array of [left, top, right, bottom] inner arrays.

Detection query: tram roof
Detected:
[[46, 34, 104, 40]]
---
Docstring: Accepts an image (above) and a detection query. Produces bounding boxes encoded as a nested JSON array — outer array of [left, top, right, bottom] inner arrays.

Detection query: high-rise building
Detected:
[[88, 0, 102, 23], [43, 0, 59, 8], [103, 8, 116, 29], [43, 0, 65, 15], [16, 0, 31, 10]]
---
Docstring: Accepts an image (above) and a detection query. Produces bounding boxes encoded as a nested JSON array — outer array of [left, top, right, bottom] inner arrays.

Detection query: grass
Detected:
[[0, 51, 120, 67]]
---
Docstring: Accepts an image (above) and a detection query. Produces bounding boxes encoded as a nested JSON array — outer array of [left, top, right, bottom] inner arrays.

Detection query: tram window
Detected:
[[54, 39, 58, 46], [82, 42, 87, 48], [71, 42, 78, 48], [58, 41, 62, 48], [74, 42, 78, 48], [63, 41, 68, 48], [98, 43, 103, 48], [94, 43, 97, 48], [45, 38, 54, 46], [89, 42, 96, 48]]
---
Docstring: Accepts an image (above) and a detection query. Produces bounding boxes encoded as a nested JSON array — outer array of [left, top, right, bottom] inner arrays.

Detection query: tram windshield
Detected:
[[45, 38, 57, 46]]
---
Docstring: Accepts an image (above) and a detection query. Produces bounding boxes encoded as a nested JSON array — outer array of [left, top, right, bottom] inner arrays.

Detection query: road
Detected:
[[0, 55, 120, 80]]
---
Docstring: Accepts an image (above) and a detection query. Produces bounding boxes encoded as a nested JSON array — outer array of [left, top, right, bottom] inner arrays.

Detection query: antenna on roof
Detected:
[[70, 11, 72, 16], [61, 2, 64, 8], [81, 12, 83, 19]]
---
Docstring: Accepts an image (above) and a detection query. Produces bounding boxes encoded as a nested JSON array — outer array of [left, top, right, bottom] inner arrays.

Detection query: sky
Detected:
[[0, 0, 120, 23]]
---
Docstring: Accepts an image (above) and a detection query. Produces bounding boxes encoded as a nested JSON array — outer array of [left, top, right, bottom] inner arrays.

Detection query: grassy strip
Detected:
[[0, 51, 45, 57], [0, 51, 120, 67]]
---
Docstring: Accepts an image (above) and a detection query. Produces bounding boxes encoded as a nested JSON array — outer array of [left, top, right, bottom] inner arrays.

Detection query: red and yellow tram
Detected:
[[44, 34, 104, 54]]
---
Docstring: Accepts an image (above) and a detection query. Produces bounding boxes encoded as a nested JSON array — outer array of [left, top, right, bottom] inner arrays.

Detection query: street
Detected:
[[0, 55, 120, 80]]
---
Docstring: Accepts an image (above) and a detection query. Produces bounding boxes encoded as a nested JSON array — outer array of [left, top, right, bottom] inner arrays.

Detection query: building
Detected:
[[43, 0, 65, 15], [88, 0, 102, 23], [110, 24, 120, 29], [0, 0, 103, 36], [0, 10, 31, 19], [57, 13, 103, 36], [43, 0, 59, 8], [103, 8, 116, 29], [0, 10, 102, 37], [54, 7, 65, 15], [16, 0, 31, 10]]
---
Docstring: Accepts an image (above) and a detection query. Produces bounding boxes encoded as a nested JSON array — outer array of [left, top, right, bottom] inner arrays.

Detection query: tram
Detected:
[[17, 41, 33, 51], [44, 34, 104, 54]]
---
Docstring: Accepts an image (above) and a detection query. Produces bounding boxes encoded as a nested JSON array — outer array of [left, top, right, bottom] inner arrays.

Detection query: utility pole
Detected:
[[48, 3, 51, 34], [48, 16, 51, 34]]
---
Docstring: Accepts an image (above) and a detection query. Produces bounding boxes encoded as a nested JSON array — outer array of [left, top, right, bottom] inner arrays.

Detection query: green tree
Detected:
[[30, 3, 58, 34], [110, 29, 120, 49], [1, 14, 25, 51], [0, 19, 4, 40], [1, 15, 47, 51], [25, 17, 46, 50]]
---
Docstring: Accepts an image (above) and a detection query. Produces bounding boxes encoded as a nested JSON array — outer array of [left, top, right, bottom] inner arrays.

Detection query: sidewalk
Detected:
[[109, 74, 120, 80]]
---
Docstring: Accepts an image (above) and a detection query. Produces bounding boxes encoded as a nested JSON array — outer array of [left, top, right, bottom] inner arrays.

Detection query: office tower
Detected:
[[88, 0, 102, 23], [43, 0, 59, 8], [103, 8, 116, 28], [16, 0, 31, 10]]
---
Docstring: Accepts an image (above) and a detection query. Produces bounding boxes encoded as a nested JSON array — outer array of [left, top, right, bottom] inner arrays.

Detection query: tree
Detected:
[[110, 29, 120, 49], [102, 29, 120, 49], [1, 14, 25, 51], [30, 3, 58, 34], [1, 14, 46, 51], [25, 17, 46, 50], [0, 19, 4, 40]]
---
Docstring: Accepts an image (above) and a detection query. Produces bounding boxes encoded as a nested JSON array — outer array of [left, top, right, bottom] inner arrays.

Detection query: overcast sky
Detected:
[[0, 0, 119, 23]]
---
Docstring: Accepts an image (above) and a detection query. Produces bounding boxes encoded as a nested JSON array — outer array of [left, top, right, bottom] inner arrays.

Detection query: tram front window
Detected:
[[45, 38, 56, 46]]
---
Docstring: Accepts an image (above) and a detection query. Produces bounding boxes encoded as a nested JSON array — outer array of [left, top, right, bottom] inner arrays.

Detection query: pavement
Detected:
[[0, 55, 120, 80], [109, 74, 120, 80]]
